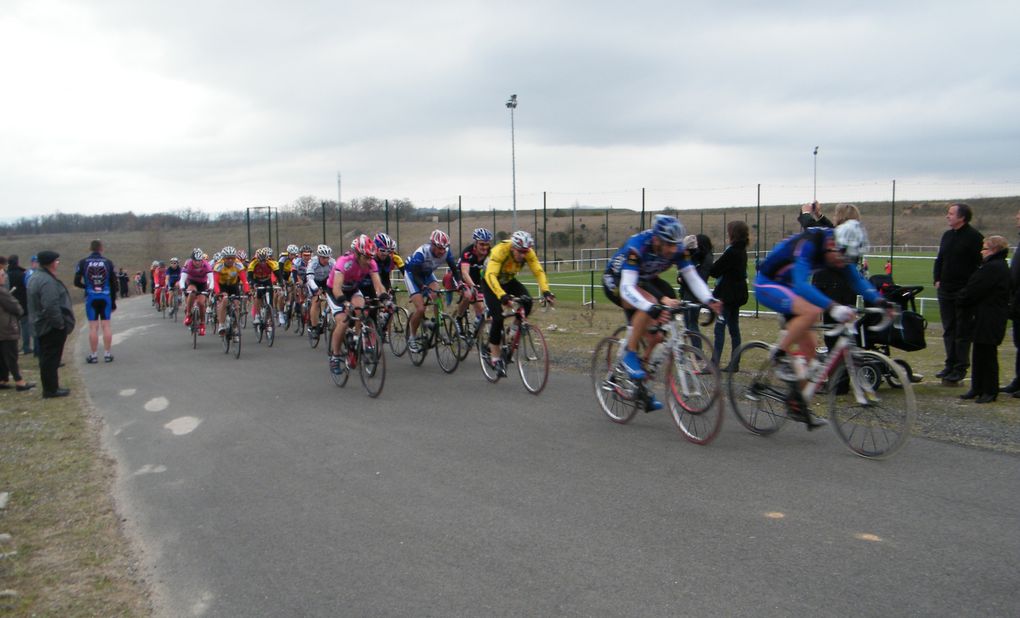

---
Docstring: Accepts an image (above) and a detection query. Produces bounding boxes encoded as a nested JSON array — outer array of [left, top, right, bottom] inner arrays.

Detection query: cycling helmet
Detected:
[[510, 230, 535, 250], [374, 233, 394, 252], [287, 244, 299, 254], [237, 250, 248, 261], [255, 247, 271, 260], [472, 227, 494, 243], [221, 246, 237, 258], [300, 244, 312, 254], [151, 260, 160, 268], [158, 261, 166, 267], [352, 234, 377, 257], [201, 253, 209, 261], [212, 252, 222, 262], [169, 257, 179, 264], [278, 251, 288, 260], [316, 244, 332, 257], [192, 249, 203, 260], [429, 229, 450, 249], [834, 220, 869, 260], [651, 214, 686, 244]]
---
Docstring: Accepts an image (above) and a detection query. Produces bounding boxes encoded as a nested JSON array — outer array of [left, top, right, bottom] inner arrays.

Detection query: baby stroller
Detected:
[[854, 275, 927, 389]]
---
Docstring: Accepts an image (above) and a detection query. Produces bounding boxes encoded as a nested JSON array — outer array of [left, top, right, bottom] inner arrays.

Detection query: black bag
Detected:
[[870, 310, 927, 352]]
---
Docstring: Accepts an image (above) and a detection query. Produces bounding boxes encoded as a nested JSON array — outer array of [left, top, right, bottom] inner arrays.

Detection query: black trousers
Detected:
[[0, 340, 22, 382], [937, 290, 972, 374], [971, 343, 999, 397], [1009, 319, 1020, 385], [481, 279, 531, 346], [38, 328, 68, 394]]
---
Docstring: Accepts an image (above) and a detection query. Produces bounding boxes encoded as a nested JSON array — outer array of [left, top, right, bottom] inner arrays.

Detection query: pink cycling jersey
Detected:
[[326, 253, 378, 290], [181, 259, 212, 285]]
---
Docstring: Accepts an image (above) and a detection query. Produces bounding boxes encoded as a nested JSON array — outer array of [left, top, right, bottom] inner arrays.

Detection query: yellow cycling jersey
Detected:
[[247, 259, 280, 281], [214, 260, 246, 285], [483, 240, 550, 299], [391, 253, 406, 270]]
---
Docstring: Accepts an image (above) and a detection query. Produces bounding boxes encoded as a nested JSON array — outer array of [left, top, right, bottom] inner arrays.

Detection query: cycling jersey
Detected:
[[604, 230, 713, 312], [457, 244, 487, 285], [180, 258, 213, 289], [247, 258, 280, 282], [482, 240, 550, 299], [756, 227, 879, 312], [74, 251, 117, 321], [292, 256, 309, 279], [405, 243, 458, 290], [327, 253, 378, 292], [364, 253, 405, 291], [306, 257, 335, 291], [165, 266, 182, 286], [213, 260, 249, 294], [152, 267, 166, 288]]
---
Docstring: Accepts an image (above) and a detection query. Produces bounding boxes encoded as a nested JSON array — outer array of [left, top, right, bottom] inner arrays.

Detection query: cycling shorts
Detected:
[[326, 288, 361, 314], [404, 271, 437, 297], [219, 284, 241, 297], [86, 295, 112, 321], [753, 272, 796, 316], [603, 275, 675, 320]]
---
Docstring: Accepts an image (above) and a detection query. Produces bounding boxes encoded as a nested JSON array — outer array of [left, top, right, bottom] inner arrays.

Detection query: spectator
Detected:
[[118, 268, 130, 298], [797, 200, 834, 229], [7, 255, 33, 356], [709, 220, 749, 369], [804, 203, 860, 351], [933, 202, 984, 385], [0, 266, 35, 392], [957, 235, 1010, 403], [25, 255, 39, 356], [860, 257, 870, 279], [27, 251, 74, 398], [884, 259, 893, 276], [677, 233, 714, 350], [0, 256, 7, 283], [139, 270, 147, 294], [1001, 208, 1020, 398], [74, 239, 117, 363]]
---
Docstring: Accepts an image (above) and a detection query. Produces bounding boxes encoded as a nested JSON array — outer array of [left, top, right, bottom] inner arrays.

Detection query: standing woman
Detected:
[[0, 266, 35, 391], [709, 220, 749, 369], [957, 235, 1011, 403]]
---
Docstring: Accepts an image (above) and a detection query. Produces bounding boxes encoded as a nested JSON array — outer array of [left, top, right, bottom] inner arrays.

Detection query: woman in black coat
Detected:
[[957, 235, 1011, 403], [709, 221, 749, 369]]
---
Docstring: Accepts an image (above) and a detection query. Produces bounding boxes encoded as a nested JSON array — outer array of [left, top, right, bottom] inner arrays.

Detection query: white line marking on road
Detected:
[[119, 388, 137, 397], [165, 417, 202, 435], [191, 590, 214, 615], [133, 464, 168, 476], [854, 533, 882, 542], [144, 397, 169, 412], [112, 324, 156, 346]]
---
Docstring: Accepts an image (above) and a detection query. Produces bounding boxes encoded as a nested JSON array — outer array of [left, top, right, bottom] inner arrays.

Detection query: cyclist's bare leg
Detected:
[[216, 293, 228, 328], [778, 297, 824, 360], [310, 295, 322, 328]]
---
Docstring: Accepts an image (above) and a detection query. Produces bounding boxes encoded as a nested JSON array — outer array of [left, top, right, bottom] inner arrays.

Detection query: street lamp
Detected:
[[813, 146, 819, 202], [506, 94, 518, 230]]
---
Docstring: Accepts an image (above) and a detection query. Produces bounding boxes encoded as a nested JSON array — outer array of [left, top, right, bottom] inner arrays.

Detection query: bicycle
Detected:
[[306, 290, 331, 349], [477, 295, 550, 394], [168, 286, 183, 322], [451, 286, 487, 362], [408, 287, 462, 373], [218, 294, 243, 359], [726, 307, 915, 459], [592, 302, 723, 444], [252, 285, 278, 346], [379, 289, 410, 357], [328, 301, 386, 397], [155, 285, 166, 318], [185, 290, 206, 350]]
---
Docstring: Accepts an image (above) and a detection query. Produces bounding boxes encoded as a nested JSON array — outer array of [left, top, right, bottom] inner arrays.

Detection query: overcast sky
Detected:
[[2, 0, 1018, 218]]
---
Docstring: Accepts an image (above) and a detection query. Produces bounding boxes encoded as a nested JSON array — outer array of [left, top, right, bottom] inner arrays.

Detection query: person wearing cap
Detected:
[[27, 251, 74, 398]]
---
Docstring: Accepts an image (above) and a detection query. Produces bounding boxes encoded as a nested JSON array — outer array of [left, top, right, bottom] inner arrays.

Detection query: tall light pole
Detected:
[[812, 146, 819, 202], [506, 94, 518, 230]]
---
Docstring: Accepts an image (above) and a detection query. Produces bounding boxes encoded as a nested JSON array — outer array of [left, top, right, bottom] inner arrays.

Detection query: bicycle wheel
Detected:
[[265, 306, 277, 347], [160, 294, 167, 319], [358, 320, 386, 397], [477, 317, 500, 383], [828, 351, 914, 459], [591, 336, 639, 424], [191, 307, 200, 349], [388, 306, 410, 357], [330, 353, 350, 387], [666, 343, 723, 445], [726, 341, 787, 436], [254, 307, 266, 343], [308, 319, 322, 348], [435, 314, 460, 374], [240, 298, 248, 328], [516, 322, 549, 394], [221, 318, 231, 354], [231, 311, 242, 359], [453, 314, 472, 362]]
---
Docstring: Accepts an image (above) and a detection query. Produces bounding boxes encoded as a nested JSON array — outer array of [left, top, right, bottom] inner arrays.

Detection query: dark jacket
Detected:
[[0, 286, 22, 341], [796, 212, 833, 230], [27, 268, 75, 337], [1011, 238, 1020, 319], [709, 240, 749, 306], [678, 237, 714, 302], [933, 223, 984, 293], [7, 264, 28, 311], [958, 249, 1010, 345]]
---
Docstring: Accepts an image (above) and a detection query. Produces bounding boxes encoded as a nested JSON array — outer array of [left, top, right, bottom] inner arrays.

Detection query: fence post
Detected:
[[755, 184, 760, 318]]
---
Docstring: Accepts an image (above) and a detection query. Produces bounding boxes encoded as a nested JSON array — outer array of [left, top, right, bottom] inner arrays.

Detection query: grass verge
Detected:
[[0, 313, 151, 616]]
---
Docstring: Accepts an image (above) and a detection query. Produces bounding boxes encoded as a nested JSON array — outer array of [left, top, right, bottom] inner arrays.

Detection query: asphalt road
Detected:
[[81, 296, 1019, 617]]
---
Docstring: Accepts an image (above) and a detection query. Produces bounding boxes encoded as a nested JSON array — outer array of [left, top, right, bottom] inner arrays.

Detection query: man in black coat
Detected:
[[957, 236, 1011, 403], [6, 255, 32, 355], [932, 203, 984, 384], [1001, 209, 1020, 397]]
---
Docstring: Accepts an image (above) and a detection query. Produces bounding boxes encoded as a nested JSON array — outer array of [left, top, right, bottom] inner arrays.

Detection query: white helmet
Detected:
[[316, 244, 332, 257], [834, 220, 869, 260]]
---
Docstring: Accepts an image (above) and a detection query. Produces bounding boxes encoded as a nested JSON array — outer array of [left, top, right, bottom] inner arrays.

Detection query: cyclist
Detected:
[[213, 246, 250, 336], [292, 244, 313, 306], [755, 220, 891, 421], [248, 247, 282, 328], [326, 235, 389, 375], [306, 244, 335, 336], [404, 230, 459, 353], [165, 257, 182, 293], [454, 227, 492, 333], [372, 233, 404, 293], [180, 248, 213, 336], [603, 215, 721, 410], [151, 260, 166, 307], [481, 230, 555, 376]]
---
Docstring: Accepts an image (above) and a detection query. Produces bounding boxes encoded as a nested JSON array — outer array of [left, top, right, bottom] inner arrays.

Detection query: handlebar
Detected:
[[821, 306, 895, 338]]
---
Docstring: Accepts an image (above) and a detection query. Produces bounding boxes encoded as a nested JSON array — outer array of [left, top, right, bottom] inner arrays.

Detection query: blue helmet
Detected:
[[472, 227, 493, 243], [651, 215, 686, 244]]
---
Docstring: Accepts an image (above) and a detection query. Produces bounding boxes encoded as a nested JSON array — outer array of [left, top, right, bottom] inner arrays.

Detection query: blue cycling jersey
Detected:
[[405, 243, 458, 287], [605, 230, 693, 281], [758, 227, 879, 309], [165, 266, 182, 285], [74, 252, 116, 297]]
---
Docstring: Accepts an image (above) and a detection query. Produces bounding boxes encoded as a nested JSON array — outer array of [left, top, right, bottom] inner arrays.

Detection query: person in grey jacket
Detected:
[[0, 267, 35, 391], [27, 251, 75, 398]]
